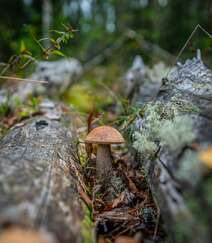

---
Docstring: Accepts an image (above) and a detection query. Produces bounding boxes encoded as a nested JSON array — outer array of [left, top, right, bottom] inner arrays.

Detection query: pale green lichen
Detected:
[[192, 82, 212, 92], [133, 132, 157, 154], [159, 116, 196, 151], [133, 101, 196, 156], [132, 102, 164, 155], [171, 95, 200, 114]]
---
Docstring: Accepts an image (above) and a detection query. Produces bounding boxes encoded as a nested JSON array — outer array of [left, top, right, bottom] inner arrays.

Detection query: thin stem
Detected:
[[0, 75, 48, 84]]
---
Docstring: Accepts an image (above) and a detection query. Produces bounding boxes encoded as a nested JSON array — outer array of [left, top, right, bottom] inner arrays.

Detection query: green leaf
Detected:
[[20, 40, 26, 53], [51, 50, 65, 57]]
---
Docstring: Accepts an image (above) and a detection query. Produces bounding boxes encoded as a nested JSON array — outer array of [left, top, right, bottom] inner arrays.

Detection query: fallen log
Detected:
[[125, 52, 212, 243], [0, 101, 91, 243], [0, 58, 83, 107]]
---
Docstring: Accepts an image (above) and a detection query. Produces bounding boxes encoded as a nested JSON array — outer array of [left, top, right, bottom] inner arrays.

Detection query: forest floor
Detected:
[[0, 64, 167, 243], [59, 64, 167, 242]]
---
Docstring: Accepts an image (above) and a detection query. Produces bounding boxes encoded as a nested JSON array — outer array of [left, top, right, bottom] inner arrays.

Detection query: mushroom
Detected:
[[85, 126, 125, 181]]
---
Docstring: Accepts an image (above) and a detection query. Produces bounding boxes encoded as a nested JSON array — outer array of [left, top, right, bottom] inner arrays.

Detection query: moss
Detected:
[[158, 116, 196, 151], [80, 203, 94, 243]]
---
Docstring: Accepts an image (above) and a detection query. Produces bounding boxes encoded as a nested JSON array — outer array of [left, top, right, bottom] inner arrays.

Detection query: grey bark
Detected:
[[0, 58, 82, 107], [0, 101, 87, 243], [126, 53, 212, 243]]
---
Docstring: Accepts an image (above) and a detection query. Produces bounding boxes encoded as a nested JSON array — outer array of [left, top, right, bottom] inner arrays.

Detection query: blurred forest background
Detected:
[[0, 0, 211, 112], [0, 0, 211, 61]]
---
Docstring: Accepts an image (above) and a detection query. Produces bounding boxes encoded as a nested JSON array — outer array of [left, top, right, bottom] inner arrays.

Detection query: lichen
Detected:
[[158, 116, 196, 151], [133, 132, 157, 154], [141, 207, 156, 223], [106, 175, 125, 200], [133, 101, 196, 156], [133, 102, 169, 156], [192, 82, 212, 92], [171, 95, 200, 114]]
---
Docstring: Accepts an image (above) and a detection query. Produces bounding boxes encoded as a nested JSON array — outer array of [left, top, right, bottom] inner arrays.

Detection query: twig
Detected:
[[0, 75, 48, 84], [166, 24, 212, 77], [153, 194, 160, 239]]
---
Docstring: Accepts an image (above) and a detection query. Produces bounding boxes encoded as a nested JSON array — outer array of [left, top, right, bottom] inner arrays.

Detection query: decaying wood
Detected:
[[128, 53, 212, 243], [123, 55, 167, 103], [0, 58, 82, 107], [0, 101, 87, 243]]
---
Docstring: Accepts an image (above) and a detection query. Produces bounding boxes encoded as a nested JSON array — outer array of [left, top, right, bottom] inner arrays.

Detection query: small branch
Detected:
[[0, 75, 49, 84], [165, 24, 212, 77]]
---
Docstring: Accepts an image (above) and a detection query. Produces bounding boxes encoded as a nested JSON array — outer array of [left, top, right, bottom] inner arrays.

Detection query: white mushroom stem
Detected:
[[96, 144, 113, 180]]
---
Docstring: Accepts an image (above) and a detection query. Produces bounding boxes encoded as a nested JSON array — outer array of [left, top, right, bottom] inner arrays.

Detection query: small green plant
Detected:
[[0, 24, 76, 76], [0, 102, 9, 118], [80, 203, 94, 243]]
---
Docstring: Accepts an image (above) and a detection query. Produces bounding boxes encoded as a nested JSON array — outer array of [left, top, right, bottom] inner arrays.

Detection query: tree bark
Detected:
[[127, 53, 212, 243], [0, 101, 89, 243]]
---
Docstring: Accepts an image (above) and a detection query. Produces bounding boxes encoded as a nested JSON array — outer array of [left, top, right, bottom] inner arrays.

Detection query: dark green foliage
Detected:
[[0, 0, 211, 66]]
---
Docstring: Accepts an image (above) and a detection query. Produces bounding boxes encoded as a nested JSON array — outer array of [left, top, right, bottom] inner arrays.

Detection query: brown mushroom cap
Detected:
[[85, 126, 125, 144]]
